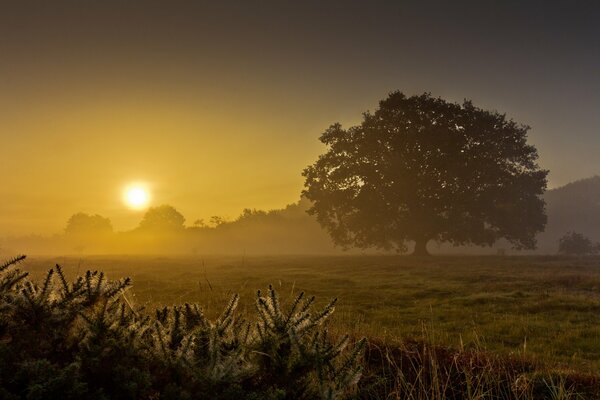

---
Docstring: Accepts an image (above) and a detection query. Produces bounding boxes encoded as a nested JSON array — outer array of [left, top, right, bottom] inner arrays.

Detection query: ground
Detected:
[[21, 254, 600, 373]]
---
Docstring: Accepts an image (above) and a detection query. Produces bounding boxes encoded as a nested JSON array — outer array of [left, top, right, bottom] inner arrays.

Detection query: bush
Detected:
[[558, 232, 600, 255], [0, 256, 365, 400]]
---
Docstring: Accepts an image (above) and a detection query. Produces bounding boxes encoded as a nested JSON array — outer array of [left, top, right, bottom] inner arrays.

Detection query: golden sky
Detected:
[[1, 1, 599, 235], [2, 83, 342, 234]]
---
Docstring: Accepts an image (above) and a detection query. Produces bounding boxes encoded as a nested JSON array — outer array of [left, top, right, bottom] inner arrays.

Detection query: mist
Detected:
[[2, 176, 599, 257]]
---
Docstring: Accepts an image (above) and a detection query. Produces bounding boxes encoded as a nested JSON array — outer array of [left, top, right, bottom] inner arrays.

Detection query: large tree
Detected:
[[302, 92, 548, 255]]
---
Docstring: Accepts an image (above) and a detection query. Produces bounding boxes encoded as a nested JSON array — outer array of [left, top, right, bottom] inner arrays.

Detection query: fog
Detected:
[[2, 176, 599, 257]]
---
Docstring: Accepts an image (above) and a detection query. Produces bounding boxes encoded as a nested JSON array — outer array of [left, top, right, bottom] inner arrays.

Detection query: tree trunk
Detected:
[[412, 238, 430, 256]]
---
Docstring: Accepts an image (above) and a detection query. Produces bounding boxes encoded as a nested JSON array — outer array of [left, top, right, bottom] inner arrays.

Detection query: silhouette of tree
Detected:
[[193, 219, 207, 228], [303, 92, 548, 256], [209, 216, 227, 227], [558, 232, 600, 255], [138, 205, 185, 231], [238, 208, 268, 220], [65, 213, 113, 236]]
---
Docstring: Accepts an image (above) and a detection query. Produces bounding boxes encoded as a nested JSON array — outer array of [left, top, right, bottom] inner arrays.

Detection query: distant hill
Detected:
[[537, 176, 600, 252]]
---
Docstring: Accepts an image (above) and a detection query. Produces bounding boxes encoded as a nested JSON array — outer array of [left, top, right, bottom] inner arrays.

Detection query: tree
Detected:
[[238, 208, 268, 220], [65, 213, 113, 236], [138, 205, 185, 231], [209, 215, 227, 227], [558, 231, 600, 255], [302, 92, 548, 255], [193, 219, 207, 228]]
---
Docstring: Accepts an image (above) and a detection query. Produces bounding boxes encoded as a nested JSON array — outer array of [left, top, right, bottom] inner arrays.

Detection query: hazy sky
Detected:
[[1, 0, 599, 235]]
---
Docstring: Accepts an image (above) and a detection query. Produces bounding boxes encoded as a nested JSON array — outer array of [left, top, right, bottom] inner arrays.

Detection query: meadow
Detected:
[[21, 254, 600, 374]]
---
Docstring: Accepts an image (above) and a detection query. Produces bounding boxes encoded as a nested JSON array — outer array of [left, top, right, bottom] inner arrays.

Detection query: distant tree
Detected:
[[558, 231, 600, 255], [138, 205, 185, 231], [238, 208, 268, 220], [193, 219, 207, 228], [303, 91, 548, 256], [65, 213, 113, 236], [209, 215, 227, 227]]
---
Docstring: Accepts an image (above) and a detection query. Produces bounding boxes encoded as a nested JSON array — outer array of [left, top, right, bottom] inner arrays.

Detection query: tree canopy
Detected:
[[302, 91, 548, 255], [65, 213, 113, 236], [558, 232, 600, 255], [138, 205, 185, 231]]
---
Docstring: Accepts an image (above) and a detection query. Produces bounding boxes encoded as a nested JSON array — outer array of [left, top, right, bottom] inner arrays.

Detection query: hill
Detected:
[[537, 176, 600, 252]]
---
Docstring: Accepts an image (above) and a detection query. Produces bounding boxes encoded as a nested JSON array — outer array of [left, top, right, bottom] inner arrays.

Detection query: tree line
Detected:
[[61, 91, 600, 256]]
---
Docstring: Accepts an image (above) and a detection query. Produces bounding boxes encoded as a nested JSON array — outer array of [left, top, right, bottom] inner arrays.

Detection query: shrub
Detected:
[[0, 256, 365, 400], [558, 232, 600, 255]]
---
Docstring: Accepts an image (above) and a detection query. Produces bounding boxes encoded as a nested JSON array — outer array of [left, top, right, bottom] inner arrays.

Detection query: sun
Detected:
[[123, 184, 150, 210]]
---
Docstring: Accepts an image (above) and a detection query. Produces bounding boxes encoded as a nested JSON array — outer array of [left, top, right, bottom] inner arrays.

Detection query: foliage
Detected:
[[303, 91, 548, 255], [0, 256, 364, 400], [193, 219, 207, 228], [138, 204, 186, 231], [360, 339, 600, 400], [21, 254, 600, 371], [210, 215, 228, 227], [65, 213, 113, 236], [558, 231, 600, 255], [238, 208, 269, 221]]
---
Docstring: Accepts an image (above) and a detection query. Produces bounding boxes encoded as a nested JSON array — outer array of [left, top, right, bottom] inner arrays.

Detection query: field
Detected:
[[21, 254, 600, 375]]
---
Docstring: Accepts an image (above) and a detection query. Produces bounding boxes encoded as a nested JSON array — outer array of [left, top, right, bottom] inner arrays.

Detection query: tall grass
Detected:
[[358, 334, 599, 399]]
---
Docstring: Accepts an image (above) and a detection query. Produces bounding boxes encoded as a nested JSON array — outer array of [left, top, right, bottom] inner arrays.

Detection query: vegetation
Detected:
[[558, 232, 600, 255], [138, 205, 186, 232], [65, 213, 113, 236], [0, 256, 365, 399], [14, 254, 600, 398], [303, 92, 548, 255], [5, 177, 600, 256], [535, 176, 600, 254]]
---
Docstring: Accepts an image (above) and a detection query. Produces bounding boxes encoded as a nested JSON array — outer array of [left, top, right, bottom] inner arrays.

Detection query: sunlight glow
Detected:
[[123, 185, 150, 210]]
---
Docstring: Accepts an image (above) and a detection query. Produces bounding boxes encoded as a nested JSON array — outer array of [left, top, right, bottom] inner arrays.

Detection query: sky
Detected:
[[1, 0, 599, 235]]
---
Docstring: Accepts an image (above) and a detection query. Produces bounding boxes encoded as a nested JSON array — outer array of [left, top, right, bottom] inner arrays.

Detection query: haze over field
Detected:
[[2, 177, 599, 256], [1, 0, 599, 239]]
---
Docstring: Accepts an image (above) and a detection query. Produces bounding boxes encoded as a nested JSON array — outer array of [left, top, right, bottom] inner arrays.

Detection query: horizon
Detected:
[[4, 175, 600, 238]]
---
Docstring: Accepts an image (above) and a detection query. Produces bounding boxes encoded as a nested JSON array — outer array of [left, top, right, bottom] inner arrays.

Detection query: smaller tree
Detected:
[[138, 205, 185, 232], [65, 213, 113, 236], [558, 231, 600, 255], [193, 219, 207, 228], [209, 215, 227, 227], [238, 208, 268, 221]]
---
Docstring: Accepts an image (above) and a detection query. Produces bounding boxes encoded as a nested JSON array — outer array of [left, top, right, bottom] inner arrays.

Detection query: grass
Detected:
[[20, 254, 600, 373], [13, 254, 600, 398]]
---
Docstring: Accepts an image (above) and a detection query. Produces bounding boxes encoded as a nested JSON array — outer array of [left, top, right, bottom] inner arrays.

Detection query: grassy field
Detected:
[[21, 254, 600, 374]]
